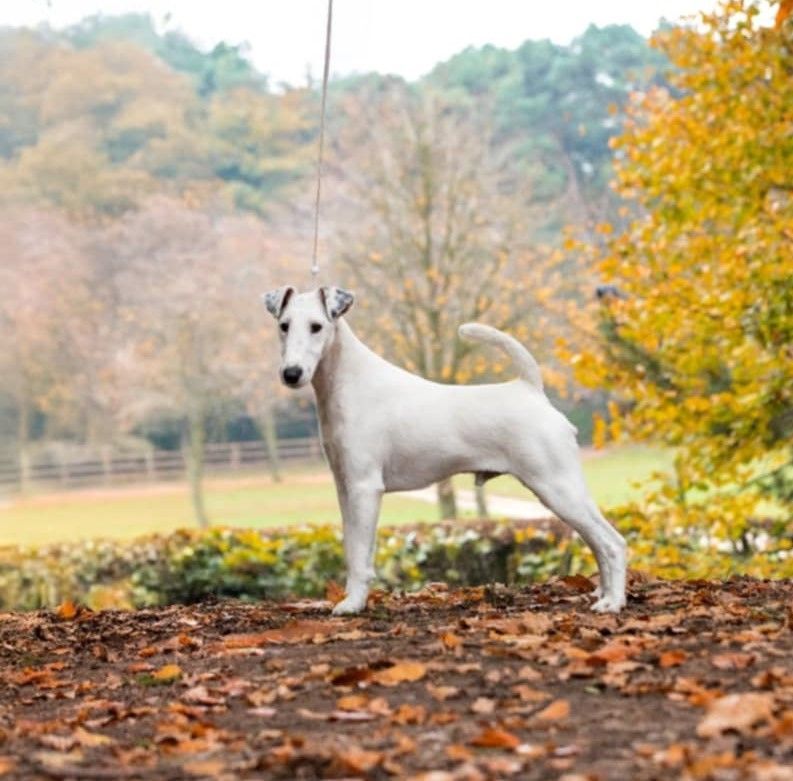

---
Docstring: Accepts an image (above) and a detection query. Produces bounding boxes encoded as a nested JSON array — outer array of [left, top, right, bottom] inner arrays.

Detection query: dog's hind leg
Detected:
[[525, 473, 627, 613], [332, 478, 383, 615]]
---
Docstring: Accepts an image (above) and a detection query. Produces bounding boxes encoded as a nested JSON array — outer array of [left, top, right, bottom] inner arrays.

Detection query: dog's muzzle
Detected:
[[282, 365, 303, 387]]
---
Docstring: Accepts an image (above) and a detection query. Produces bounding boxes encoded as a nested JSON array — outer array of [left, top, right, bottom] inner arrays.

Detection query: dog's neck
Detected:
[[312, 319, 367, 403]]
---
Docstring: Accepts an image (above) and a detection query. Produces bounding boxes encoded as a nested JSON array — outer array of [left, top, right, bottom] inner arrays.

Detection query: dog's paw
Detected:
[[591, 594, 626, 614], [331, 594, 368, 615]]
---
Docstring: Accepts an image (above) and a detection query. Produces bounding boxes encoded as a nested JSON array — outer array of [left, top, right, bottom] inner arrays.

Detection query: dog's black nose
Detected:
[[282, 366, 303, 386]]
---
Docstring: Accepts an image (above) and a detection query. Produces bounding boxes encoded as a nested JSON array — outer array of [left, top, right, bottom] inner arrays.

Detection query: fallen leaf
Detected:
[[441, 631, 463, 651], [371, 660, 427, 686], [446, 744, 474, 761], [392, 703, 426, 725], [325, 580, 345, 605], [711, 652, 755, 670], [335, 746, 382, 773], [557, 574, 595, 593], [224, 619, 357, 648], [697, 692, 775, 738], [182, 685, 224, 706], [472, 697, 496, 714], [151, 664, 182, 683], [470, 726, 521, 750], [535, 699, 570, 722], [427, 683, 459, 701], [0, 758, 16, 776], [512, 685, 550, 703], [56, 601, 78, 621], [337, 694, 368, 711], [331, 666, 371, 686], [73, 727, 113, 747], [659, 650, 688, 668], [184, 758, 226, 777]]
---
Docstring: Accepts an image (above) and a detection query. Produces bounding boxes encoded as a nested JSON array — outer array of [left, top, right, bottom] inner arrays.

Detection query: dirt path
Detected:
[[0, 578, 791, 780]]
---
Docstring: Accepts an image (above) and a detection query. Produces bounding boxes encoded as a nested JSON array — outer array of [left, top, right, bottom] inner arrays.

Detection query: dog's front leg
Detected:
[[332, 479, 383, 615]]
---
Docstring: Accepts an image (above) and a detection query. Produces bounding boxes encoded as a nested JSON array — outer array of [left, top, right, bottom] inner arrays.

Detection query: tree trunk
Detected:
[[474, 481, 489, 518], [259, 406, 282, 483], [185, 411, 209, 529], [436, 477, 457, 519]]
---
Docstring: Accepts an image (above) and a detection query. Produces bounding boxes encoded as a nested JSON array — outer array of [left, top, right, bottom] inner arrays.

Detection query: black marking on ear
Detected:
[[320, 286, 355, 320], [262, 286, 296, 318]]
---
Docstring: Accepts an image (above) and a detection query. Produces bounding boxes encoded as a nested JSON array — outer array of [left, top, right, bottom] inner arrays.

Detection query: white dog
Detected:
[[263, 285, 627, 615]]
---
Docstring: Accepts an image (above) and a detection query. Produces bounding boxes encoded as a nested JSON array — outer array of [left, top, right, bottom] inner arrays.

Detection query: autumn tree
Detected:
[[0, 209, 95, 488], [564, 0, 793, 553], [329, 85, 559, 518]]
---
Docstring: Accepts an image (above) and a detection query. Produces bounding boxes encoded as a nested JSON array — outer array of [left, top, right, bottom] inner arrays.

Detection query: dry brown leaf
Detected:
[[697, 692, 775, 738], [73, 727, 113, 747], [337, 694, 368, 711], [184, 758, 227, 777], [151, 664, 182, 683], [446, 744, 474, 761], [471, 697, 496, 714], [711, 652, 755, 670], [470, 726, 521, 750], [0, 758, 16, 777], [325, 580, 345, 605], [368, 697, 392, 716], [557, 574, 595, 593], [223, 619, 355, 649], [588, 643, 635, 666], [182, 685, 224, 706], [55, 601, 78, 621], [426, 683, 459, 701], [659, 650, 688, 668], [441, 631, 463, 652], [371, 660, 427, 686], [535, 698, 570, 722], [512, 685, 550, 703], [392, 703, 426, 725], [335, 746, 382, 773], [330, 665, 371, 686]]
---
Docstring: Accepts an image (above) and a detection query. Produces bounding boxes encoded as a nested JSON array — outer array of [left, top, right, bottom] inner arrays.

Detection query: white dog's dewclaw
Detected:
[[263, 287, 627, 615]]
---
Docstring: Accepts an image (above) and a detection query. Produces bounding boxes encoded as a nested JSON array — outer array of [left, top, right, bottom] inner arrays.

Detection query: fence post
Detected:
[[101, 446, 112, 485], [145, 446, 156, 482], [230, 442, 240, 469], [58, 454, 69, 487]]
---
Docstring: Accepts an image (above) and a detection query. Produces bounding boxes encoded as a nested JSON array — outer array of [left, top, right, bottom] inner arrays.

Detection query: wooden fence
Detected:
[[0, 437, 325, 493]]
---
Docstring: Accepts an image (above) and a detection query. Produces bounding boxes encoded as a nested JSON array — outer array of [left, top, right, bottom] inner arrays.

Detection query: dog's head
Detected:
[[262, 286, 355, 388]]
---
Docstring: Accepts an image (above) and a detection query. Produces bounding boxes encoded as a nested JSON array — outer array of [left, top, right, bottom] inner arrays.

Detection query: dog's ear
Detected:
[[319, 286, 355, 320], [262, 286, 296, 318]]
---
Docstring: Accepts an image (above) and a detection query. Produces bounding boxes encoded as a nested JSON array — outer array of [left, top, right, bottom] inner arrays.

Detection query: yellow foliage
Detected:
[[563, 0, 793, 549]]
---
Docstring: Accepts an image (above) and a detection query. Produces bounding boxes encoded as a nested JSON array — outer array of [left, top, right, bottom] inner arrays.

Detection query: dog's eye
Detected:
[[310, 323, 323, 334], [280, 322, 289, 333]]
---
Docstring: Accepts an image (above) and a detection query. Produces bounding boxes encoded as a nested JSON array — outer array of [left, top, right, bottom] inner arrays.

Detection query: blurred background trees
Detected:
[[3, 3, 788, 542], [0, 12, 666, 522]]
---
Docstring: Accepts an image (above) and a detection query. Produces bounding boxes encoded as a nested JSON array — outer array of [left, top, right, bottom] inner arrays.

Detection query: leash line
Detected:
[[311, 0, 333, 280]]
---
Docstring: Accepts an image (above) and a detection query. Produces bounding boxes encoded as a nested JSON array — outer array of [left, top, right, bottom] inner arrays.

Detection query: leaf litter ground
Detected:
[[0, 577, 791, 780]]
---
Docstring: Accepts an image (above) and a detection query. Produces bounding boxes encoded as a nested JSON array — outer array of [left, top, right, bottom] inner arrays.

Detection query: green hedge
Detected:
[[0, 522, 587, 611]]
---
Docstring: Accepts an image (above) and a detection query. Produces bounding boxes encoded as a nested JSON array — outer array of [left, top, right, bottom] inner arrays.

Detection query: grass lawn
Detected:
[[0, 446, 672, 547], [454, 445, 674, 507]]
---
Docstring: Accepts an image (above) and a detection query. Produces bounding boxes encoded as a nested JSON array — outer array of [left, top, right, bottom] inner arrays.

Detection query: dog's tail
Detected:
[[458, 323, 544, 391]]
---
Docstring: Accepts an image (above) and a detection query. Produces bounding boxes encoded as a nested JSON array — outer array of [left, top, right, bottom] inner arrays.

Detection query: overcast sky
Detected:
[[5, 0, 718, 85]]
